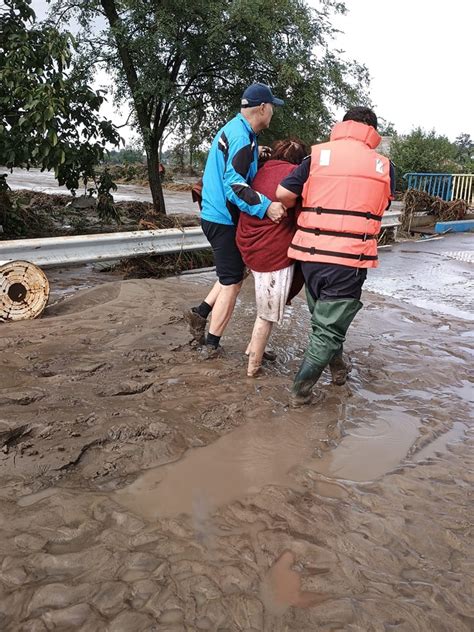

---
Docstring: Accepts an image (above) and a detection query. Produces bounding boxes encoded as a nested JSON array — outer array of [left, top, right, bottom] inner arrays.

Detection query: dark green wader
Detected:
[[290, 286, 362, 407]]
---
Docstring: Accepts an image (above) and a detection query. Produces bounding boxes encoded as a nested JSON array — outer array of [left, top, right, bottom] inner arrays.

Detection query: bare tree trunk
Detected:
[[158, 138, 163, 164], [100, 0, 167, 215], [146, 145, 166, 216]]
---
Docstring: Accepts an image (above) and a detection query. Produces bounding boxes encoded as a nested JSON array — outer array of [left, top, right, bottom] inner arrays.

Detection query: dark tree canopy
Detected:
[[0, 0, 120, 193], [389, 128, 466, 189], [51, 0, 370, 213], [454, 133, 473, 170]]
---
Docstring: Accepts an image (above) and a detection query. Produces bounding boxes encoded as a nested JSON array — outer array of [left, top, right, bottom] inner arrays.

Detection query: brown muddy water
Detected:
[[6, 167, 197, 214], [0, 235, 473, 630]]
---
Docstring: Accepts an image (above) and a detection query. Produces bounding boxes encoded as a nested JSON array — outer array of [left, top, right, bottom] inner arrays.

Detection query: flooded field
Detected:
[[0, 235, 472, 630], [6, 167, 196, 215]]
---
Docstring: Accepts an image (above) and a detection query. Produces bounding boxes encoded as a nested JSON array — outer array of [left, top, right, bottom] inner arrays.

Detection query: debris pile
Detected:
[[3, 191, 61, 238], [430, 197, 468, 222], [105, 163, 149, 186], [401, 189, 468, 232], [2, 192, 199, 239], [164, 182, 194, 191], [118, 249, 214, 279], [103, 165, 194, 189]]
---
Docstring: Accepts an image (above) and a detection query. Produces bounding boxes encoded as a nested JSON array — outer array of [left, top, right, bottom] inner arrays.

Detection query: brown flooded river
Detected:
[[0, 235, 472, 630], [6, 167, 196, 215]]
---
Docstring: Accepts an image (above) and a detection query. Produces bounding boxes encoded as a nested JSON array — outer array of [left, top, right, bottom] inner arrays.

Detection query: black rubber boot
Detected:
[[289, 359, 324, 408]]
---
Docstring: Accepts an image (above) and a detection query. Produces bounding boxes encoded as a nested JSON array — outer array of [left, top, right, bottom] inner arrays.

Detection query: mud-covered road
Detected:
[[0, 235, 473, 631]]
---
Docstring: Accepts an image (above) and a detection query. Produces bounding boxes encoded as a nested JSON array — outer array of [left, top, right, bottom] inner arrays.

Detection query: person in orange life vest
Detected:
[[276, 107, 395, 407]]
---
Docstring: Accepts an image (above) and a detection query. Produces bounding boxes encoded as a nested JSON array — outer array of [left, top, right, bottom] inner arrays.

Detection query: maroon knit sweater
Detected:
[[236, 160, 298, 272]]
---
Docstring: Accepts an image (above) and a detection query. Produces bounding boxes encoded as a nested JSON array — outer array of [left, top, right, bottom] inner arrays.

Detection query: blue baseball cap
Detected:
[[241, 83, 284, 108]]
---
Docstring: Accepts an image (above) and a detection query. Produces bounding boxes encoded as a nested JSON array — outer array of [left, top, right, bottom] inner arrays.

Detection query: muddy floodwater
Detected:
[[0, 235, 473, 630], [6, 167, 196, 215]]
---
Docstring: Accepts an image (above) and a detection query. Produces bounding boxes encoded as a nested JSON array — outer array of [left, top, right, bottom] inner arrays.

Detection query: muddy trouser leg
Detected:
[[291, 298, 362, 405]]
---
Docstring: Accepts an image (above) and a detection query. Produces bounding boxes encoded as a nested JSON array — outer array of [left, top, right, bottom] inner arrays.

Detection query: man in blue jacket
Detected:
[[185, 83, 286, 355]]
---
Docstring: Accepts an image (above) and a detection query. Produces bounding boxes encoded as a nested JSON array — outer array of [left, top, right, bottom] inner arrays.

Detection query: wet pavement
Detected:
[[367, 233, 474, 321], [0, 233, 472, 630]]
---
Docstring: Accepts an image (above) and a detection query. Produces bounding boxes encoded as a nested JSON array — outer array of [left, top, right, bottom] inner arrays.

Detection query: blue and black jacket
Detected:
[[200, 113, 271, 226]]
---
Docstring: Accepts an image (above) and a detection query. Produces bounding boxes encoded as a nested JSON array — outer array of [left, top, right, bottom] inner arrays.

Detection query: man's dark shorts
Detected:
[[302, 262, 367, 302], [201, 219, 244, 286]]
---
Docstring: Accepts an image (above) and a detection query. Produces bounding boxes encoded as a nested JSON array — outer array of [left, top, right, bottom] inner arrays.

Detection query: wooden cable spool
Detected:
[[0, 260, 49, 322]]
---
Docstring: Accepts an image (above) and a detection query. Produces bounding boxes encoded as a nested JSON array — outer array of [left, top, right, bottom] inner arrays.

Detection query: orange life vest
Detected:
[[288, 120, 392, 268]]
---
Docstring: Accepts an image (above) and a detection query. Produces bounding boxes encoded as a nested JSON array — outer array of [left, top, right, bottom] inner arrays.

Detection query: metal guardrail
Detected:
[[404, 172, 474, 205], [383, 205, 402, 226], [0, 227, 209, 268], [0, 210, 402, 268]]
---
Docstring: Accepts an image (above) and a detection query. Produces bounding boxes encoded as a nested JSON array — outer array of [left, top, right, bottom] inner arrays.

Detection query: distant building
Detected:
[[378, 136, 393, 158]]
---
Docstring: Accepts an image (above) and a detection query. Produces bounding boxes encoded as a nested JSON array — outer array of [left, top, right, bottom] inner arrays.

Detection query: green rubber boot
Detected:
[[289, 358, 324, 408], [328, 348, 350, 385], [306, 289, 351, 384], [290, 298, 362, 406]]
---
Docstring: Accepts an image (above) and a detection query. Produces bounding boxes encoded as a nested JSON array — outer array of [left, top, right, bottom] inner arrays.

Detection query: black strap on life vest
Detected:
[[301, 206, 382, 222], [290, 243, 378, 261], [296, 225, 377, 241]]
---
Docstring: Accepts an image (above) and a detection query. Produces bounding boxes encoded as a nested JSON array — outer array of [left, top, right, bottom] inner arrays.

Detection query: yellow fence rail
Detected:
[[451, 174, 474, 206]]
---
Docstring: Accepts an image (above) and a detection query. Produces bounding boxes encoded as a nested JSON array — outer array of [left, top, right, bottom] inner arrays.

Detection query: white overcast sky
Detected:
[[327, 0, 473, 140], [32, 0, 473, 142]]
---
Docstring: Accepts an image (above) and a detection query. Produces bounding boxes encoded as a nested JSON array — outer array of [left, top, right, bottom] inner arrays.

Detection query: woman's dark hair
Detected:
[[343, 107, 378, 130], [271, 138, 309, 165]]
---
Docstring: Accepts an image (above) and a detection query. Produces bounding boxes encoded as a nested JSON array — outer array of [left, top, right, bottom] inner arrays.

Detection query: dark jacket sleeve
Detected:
[[279, 156, 311, 195]]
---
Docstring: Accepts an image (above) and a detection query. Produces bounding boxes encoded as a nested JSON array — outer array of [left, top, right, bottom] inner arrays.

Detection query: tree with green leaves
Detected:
[[0, 0, 120, 194], [104, 146, 144, 165], [454, 133, 473, 171], [52, 0, 370, 215], [378, 118, 397, 137], [390, 128, 459, 188]]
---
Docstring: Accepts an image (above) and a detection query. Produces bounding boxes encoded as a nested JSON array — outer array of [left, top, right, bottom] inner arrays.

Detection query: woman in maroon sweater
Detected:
[[237, 139, 308, 376]]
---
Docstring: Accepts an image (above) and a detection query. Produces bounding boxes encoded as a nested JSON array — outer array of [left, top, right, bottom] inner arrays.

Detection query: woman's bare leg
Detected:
[[246, 317, 273, 377]]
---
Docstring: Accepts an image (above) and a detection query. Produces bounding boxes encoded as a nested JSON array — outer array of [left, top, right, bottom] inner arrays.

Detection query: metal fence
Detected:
[[404, 172, 473, 205], [404, 173, 453, 200], [451, 174, 474, 205]]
